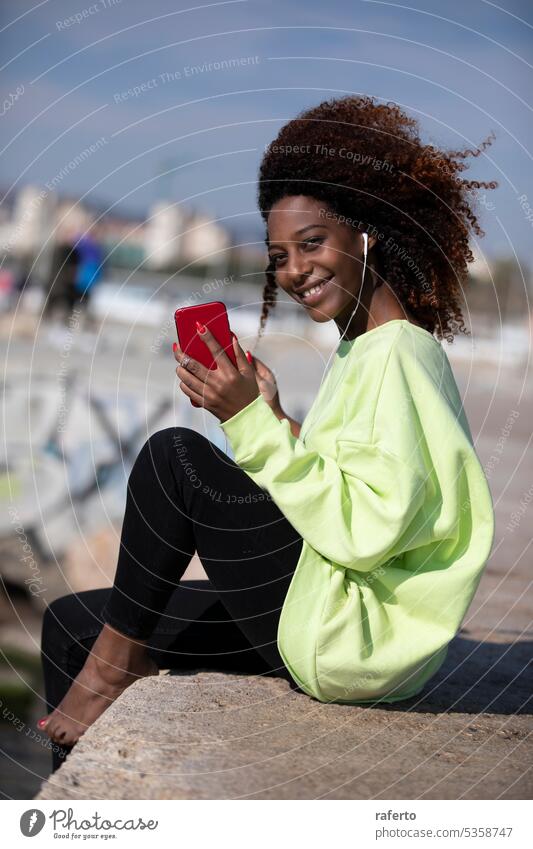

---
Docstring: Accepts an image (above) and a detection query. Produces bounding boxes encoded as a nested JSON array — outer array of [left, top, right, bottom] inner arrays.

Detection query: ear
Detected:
[[367, 233, 378, 252]]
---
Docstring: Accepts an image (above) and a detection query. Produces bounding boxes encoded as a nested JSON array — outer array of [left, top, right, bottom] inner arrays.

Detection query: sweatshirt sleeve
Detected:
[[218, 391, 427, 573]]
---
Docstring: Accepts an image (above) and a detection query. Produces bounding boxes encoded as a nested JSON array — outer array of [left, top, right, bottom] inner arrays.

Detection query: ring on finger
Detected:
[[180, 354, 191, 370]]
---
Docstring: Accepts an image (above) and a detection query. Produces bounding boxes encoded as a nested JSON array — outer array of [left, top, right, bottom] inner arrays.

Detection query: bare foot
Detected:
[[40, 624, 159, 748]]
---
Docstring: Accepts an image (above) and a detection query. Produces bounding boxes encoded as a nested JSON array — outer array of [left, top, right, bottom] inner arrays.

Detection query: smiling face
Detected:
[[266, 195, 371, 327]]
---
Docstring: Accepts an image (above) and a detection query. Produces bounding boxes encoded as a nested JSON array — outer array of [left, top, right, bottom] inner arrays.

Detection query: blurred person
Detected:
[[0, 267, 15, 311], [72, 232, 104, 330], [7, 252, 47, 313], [10, 254, 33, 311], [39, 95, 496, 773], [43, 242, 81, 324]]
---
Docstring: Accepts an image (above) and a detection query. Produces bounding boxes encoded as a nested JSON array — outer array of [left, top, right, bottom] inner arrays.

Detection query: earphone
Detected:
[[335, 231, 368, 347], [301, 231, 369, 441]]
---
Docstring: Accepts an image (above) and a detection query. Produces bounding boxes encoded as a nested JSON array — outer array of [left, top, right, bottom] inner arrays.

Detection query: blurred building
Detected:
[[144, 203, 231, 271], [98, 214, 145, 269], [55, 198, 95, 243], [468, 244, 492, 285], [2, 185, 234, 277], [180, 211, 231, 268], [0, 184, 56, 258], [144, 201, 186, 270]]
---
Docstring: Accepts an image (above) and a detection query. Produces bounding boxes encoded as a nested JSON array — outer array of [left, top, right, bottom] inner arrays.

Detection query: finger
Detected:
[[172, 342, 209, 381], [178, 377, 205, 407], [196, 322, 232, 371], [251, 356, 272, 379], [251, 355, 266, 373], [175, 363, 209, 399], [231, 332, 253, 373], [173, 341, 190, 364]]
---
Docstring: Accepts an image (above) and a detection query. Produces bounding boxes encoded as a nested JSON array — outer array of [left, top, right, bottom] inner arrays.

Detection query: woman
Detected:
[[39, 95, 496, 771]]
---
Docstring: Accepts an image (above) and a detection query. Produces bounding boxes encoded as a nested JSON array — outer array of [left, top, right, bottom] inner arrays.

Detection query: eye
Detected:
[[303, 236, 325, 249], [268, 236, 324, 267]]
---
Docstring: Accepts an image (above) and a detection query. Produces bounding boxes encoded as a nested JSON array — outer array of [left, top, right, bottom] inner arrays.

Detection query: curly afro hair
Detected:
[[256, 95, 497, 343]]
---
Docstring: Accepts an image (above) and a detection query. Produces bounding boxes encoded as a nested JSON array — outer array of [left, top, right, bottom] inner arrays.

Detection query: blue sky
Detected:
[[1, 0, 532, 262]]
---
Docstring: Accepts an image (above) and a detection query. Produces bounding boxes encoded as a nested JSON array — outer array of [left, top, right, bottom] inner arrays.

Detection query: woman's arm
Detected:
[[219, 392, 427, 572]]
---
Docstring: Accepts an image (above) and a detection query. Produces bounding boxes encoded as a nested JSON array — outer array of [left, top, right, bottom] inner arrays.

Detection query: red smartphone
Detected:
[[174, 301, 237, 408]]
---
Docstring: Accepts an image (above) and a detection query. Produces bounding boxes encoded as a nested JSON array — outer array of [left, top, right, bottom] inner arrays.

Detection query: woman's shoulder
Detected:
[[349, 318, 465, 428], [365, 321, 472, 448], [336, 320, 451, 443], [353, 318, 445, 378], [357, 318, 441, 350]]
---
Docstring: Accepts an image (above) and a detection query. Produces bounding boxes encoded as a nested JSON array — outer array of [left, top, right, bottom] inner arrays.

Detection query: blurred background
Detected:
[[1, 0, 532, 798]]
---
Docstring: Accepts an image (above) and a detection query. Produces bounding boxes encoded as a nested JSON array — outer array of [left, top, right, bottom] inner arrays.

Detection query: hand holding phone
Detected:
[[173, 302, 260, 421], [175, 301, 237, 407]]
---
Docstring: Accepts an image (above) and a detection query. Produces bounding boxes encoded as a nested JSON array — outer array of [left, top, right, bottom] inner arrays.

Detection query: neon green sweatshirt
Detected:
[[219, 319, 495, 704]]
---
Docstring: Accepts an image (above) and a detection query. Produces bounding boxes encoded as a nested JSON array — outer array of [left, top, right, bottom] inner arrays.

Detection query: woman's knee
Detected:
[[133, 427, 212, 485], [41, 594, 75, 642], [136, 427, 205, 464], [145, 426, 207, 456]]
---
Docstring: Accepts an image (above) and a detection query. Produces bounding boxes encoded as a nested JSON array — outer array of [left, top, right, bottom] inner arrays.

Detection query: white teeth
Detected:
[[301, 280, 327, 298]]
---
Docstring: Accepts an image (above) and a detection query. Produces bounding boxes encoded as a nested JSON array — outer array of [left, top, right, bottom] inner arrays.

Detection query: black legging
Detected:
[[40, 427, 304, 772]]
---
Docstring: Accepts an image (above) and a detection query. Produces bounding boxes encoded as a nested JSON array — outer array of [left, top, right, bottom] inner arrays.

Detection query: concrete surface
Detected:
[[35, 626, 532, 800]]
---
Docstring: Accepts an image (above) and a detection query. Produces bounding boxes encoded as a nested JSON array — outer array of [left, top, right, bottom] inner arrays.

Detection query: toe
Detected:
[[59, 724, 81, 747], [47, 719, 66, 744], [54, 727, 69, 745], [42, 719, 55, 739], [47, 723, 60, 742]]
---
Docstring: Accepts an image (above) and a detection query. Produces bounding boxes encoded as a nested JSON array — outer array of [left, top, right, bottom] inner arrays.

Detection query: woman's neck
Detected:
[[335, 269, 421, 341]]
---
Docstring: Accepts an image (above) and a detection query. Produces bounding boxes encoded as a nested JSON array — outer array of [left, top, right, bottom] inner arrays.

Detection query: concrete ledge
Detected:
[[34, 639, 532, 799]]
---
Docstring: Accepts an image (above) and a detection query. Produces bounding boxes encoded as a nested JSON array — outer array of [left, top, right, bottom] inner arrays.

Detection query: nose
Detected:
[[282, 249, 312, 288]]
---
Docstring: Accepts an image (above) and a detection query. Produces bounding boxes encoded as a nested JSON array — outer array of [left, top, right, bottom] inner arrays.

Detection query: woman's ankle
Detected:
[[90, 624, 150, 669], [102, 622, 148, 649]]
